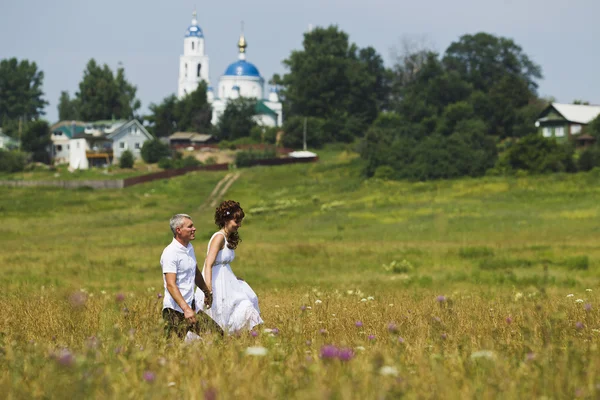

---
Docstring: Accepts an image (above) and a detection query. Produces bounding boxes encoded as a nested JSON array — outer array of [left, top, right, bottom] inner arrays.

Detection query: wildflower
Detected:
[[86, 336, 99, 349], [157, 293, 162, 299], [55, 349, 74, 367], [355, 346, 366, 351], [300, 305, 307, 311], [367, 296, 375, 301], [167, 382, 176, 387], [271, 328, 280, 335], [440, 333, 447, 340], [245, 346, 268, 356], [306, 340, 312, 346], [387, 323, 398, 333], [250, 331, 258, 337], [355, 321, 363, 328], [158, 357, 167, 366], [506, 317, 513, 324], [436, 295, 446, 303], [514, 292, 523, 301], [204, 388, 217, 400], [274, 305, 280, 308], [319, 329, 327, 335], [567, 294, 574, 297], [320, 345, 339, 359], [584, 303, 592, 311], [347, 290, 354, 295], [306, 306, 312, 310], [368, 334, 376, 341], [143, 371, 156, 383], [379, 366, 399, 376], [389, 304, 394, 307], [116, 293, 126, 302], [576, 321, 584, 330], [315, 299, 322, 305], [576, 299, 584, 303], [398, 337, 405, 344], [526, 352, 536, 361], [263, 328, 274, 333], [360, 298, 367, 302], [470, 350, 495, 360], [338, 348, 354, 362], [586, 289, 592, 292]]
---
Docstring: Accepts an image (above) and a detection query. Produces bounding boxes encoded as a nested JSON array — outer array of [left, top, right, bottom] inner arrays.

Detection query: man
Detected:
[[161, 213, 223, 338]]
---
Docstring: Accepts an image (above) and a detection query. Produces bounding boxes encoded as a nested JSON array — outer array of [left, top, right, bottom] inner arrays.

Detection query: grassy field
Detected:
[[1, 150, 599, 398]]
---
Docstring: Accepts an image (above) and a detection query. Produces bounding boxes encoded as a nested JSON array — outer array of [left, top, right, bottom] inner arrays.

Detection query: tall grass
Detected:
[[1, 149, 599, 398]]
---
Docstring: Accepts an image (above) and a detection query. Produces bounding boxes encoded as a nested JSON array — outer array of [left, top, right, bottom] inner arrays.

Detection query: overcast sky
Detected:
[[1, 0, 599, 123]]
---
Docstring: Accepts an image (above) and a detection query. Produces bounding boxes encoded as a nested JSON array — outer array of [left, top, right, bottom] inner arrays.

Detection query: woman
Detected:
[[194, 200, 263, 334]]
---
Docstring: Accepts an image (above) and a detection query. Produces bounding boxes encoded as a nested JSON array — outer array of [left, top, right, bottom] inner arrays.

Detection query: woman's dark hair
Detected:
[[214, 200, 245, 249]]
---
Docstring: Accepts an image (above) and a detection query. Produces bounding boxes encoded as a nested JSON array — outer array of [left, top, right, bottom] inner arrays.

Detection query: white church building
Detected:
[[177, 11, 283, 128]]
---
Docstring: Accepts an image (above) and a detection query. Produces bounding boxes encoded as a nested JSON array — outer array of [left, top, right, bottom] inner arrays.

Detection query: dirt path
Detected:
[[199, 172, 241, 211]]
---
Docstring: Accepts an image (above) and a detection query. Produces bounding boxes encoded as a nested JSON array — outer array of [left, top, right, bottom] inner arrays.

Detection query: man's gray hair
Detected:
[[170, 214, 192, 236]]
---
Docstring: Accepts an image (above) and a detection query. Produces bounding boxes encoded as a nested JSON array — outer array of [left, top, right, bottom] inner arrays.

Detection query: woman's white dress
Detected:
[[194, 232, 263, 333]]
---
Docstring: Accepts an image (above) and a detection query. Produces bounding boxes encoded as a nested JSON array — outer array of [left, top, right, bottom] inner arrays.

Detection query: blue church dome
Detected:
[[223, 60, 261, 78], [186, 24, 203, 38]]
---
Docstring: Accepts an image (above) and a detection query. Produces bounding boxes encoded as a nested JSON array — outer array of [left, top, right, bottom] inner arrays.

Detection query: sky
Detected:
[[1, 0, 599, 123]]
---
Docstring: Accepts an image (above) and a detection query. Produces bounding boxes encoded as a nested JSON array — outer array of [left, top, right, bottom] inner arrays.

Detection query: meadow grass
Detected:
[[1, 149, 599, 398]]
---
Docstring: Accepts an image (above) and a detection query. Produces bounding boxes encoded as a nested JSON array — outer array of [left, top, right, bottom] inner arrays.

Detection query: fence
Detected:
[[0, 156, 318, 190]]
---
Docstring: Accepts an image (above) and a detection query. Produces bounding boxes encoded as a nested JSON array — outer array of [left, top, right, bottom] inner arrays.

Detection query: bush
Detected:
[[373, 165, 395, 180], [158, 155, 201, 170], [0, 150, 27, 172], [507, 135, 576, 174], [235, 148, 277, 168], [577, 146, 600, 172], [119, 150, 134, 168], [562, 255, 589, 270], [141, 139, 170, 163], [458, 246, 495, 259], [218, 140, 237, 150]]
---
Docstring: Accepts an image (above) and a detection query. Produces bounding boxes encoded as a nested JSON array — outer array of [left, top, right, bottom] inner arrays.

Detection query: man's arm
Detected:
[[195, 266, 213, 308], [165, 273, 196, 323]]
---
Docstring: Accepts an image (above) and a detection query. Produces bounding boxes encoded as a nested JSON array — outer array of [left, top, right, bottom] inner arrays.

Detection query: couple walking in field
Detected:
[[160, 200, 263, 338]]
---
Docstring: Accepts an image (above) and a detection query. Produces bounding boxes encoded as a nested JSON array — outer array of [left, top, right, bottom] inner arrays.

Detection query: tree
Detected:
[[0, 58, 48, 134], [141, 139, 170, 164], [119, 149, 134, 168], [216, 98, 257, 141], [57, 91, 79, 121], [507, 135, 575, 173], [442, 32, 542, 94], [588, 115, 600, 139], [74, 59, 140, 121], [280, 26, 389, 141], [21, 120, 51, 163], [147, 95, 178, 137]]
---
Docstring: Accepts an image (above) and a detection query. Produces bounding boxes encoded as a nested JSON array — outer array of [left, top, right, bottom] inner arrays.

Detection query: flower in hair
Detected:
[[225, 211, 230, 216]]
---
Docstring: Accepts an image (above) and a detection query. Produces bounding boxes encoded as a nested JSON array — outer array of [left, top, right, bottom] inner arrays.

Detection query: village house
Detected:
[[0, 129, 20, 150], [536, 103, 600, 147], [63, 119, 153, 170], [168, 131, 216, 148]]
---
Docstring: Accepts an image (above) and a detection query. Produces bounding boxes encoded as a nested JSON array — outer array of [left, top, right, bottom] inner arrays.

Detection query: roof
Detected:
[[550, 103, 600, 124], [52, 125, 86, 138], [186, 24, 203, 38], [106, 119, 153, 141], [190, 134, 213, 143], [255, 100, 277, 118], [169, 132, 196, 140], [223, 60, 261, 77], [575, 134, 596, 141]]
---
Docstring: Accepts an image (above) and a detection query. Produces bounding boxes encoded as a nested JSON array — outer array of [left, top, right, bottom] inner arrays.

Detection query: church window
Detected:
[[192, 42, 195, 50], [135, 142, 140, 149], [185, 63, 188, 78], [120, 142, 125, 149], [197, 64, 201, 77], [56, 145, 63, 152]]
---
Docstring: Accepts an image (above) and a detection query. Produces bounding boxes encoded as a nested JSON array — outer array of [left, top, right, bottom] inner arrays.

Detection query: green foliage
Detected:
[[281, 116, 326, 148], [218, 140, 237, 150], [458, 246, 495, 259], [174, 81, 212, 134], [141, 139, 170, 164], [373, 165, 395, 180], [57, 91, 79, 121], [158, 155, 201, 170], [234, 148, 277, 168], [587, 115, 600, 139], [0, 58, 48, 127], [563, 255, 589, 271], [21, 120, 51, 163], [216, 98, 257, 141], [0, 150, 27, 172], [119, 150, 134, 169], [71, 59, 140, 121], [507, 135, 575, 174], [577, 145, 600, 171], [280, 26, 388, 142]]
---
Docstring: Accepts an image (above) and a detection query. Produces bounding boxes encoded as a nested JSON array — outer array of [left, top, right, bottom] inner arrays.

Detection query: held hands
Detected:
[[203, 290, 213, 309]]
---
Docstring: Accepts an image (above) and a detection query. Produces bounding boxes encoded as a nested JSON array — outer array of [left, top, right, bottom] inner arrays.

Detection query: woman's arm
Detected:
[[203, 234, 225, 292]]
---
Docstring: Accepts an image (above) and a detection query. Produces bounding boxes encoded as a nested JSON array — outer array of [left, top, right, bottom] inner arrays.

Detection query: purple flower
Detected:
[[440, 333, 447, 340], [143, 371, 156, 383], [576, 321, 584, 330], [398, 337, 405, 344], [368, 334, 376, 341], [319, 328, 327, 335], [320, 345, 339, 359], [355, 321, 363, 328], [436, 295, 446, 303], [271, 328, 279, 335], [338, 347, 355, 362], [506, 317, 513, 324], [86, 336, 99, 349], [204, 388, 217, 400], [526, 352, 536, 361], [55, 349, 74, 367], [115, 293, 126, 302], [157, 293, 163, 299], [306, 340, 312, 346], [432, 316, 441, 323], [387, 323, 398, 333], [250, 330, 258, 337], [300, 305, 307, 311], [584, 303, 592, 312]]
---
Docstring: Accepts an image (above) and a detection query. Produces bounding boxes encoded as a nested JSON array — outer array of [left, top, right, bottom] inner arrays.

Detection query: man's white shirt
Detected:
[[161, 238, 197, 312]]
